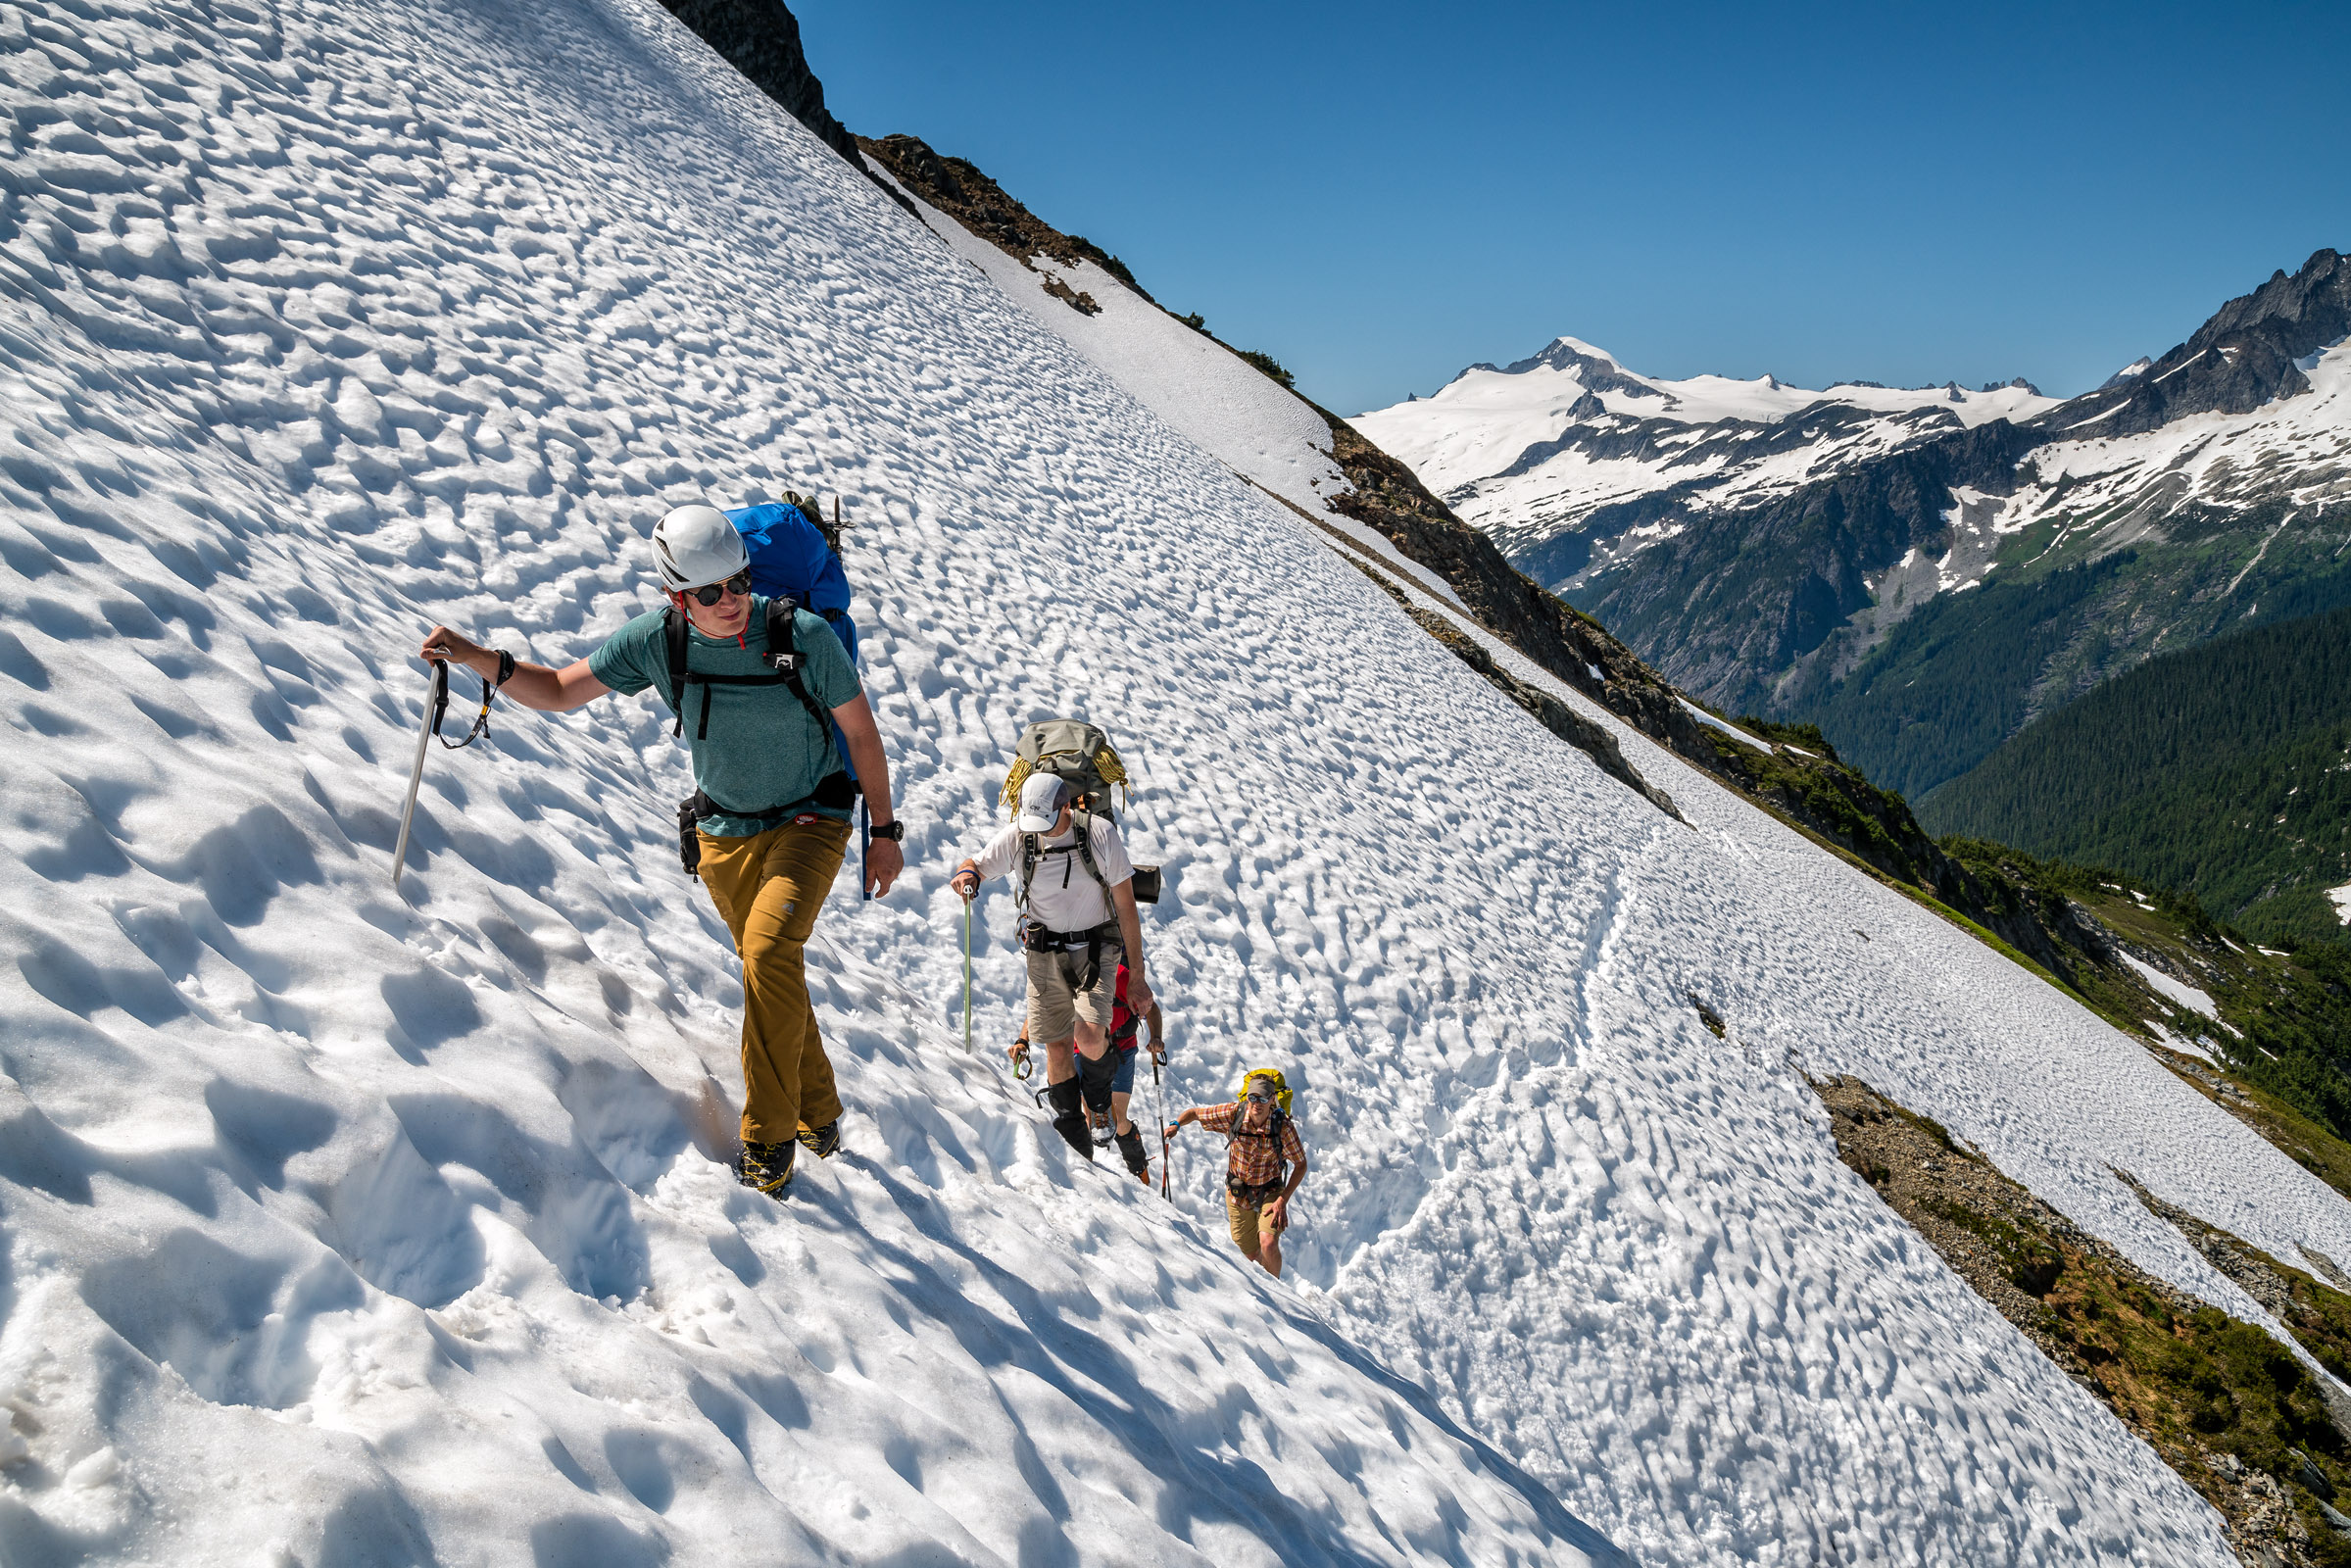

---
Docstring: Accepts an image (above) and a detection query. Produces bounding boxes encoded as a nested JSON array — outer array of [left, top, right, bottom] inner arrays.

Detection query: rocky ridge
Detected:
[[2036, 250, 2351, 437]]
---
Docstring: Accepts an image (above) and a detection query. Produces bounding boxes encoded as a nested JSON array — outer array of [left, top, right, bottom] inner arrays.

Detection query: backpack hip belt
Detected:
[[1018, 918, 1120, 992], [1227, 1176, 1287, 1205], [673, 776, 857, 873]]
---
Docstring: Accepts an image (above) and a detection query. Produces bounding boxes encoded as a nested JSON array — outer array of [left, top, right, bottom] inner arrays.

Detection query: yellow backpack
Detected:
[[1236, 1067, 1294, 1115]]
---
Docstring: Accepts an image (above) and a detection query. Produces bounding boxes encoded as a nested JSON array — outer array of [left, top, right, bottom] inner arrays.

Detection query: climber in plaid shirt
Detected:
[[1169, 1070, 1308, 1278]]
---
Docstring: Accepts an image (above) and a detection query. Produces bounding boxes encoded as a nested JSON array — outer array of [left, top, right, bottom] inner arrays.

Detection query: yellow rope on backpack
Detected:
[[1000, 758, 1035, 816], [1000, 746, 1130, 818]]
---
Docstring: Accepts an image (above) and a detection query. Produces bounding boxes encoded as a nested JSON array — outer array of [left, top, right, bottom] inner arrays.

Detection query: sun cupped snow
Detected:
[[1, 1, 2346, 1565]]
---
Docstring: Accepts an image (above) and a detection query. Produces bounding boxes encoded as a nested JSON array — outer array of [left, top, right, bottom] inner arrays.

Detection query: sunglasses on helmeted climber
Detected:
[[681, 570, 752, 607]]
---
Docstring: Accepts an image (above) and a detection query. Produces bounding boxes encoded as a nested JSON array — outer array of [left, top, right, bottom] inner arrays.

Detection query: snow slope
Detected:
[[0, 4, 1608, 1563], [1349, 338, 2057, 562], [868, 163, 1347, 519], [5, 2, 2351, 1565]]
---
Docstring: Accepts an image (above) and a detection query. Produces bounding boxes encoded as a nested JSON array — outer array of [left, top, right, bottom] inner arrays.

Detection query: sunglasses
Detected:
[[683, 570, 753, 607]]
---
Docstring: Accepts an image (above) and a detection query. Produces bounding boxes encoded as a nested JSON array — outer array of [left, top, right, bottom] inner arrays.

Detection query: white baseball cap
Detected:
[[1015, 773, 1070, 833]]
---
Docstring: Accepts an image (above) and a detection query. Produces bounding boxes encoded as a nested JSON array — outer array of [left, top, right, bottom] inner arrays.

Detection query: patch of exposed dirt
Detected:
[[1817, 1074, 2351, 1567]]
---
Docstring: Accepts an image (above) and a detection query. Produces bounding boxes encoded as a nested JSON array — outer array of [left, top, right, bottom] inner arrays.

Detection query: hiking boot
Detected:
[[736, 1138, 796, 1197], [796, 1119, 841, 1160]]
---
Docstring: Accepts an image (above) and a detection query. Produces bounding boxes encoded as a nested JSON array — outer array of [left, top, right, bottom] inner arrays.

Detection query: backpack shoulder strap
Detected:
[[664, 607, 688, 738], [763, 597, 839, 753], [1225, 1105, 1290, 1148], [1069, 810, 1116, 914], [1018, 831, 1040, 909]]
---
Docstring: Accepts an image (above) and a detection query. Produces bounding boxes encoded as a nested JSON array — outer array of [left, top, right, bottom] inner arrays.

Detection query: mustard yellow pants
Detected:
[[1227, 1194, 1282, 1261], [696, 816, 852, 1145]]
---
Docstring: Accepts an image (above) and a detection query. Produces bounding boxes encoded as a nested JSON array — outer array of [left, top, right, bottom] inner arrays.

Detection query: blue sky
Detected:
[[794, 2, 2350, 415]]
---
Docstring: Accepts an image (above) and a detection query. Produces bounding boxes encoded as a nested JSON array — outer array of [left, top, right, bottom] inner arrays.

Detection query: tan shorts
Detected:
[[1023, 938, 1120, 1046], [1227, 1194, 1282, 1260]]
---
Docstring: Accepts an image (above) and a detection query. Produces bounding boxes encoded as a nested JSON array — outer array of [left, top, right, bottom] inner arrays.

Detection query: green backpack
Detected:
[[1001, 718, 1132, 822], [1000, 718, 1161, 906]]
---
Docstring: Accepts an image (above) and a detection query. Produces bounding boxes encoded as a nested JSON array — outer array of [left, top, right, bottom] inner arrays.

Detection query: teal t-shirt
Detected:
[[589, 595, 862, 837]]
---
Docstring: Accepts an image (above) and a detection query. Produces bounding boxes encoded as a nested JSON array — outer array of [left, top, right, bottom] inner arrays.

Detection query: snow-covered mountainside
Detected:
[[1352, 259, 2351, 762], [864, 167, 1346, 520], [1997, 332, 2351, 553], [7, 3, 2351, 1565], [1351, 337, 2056, 574]]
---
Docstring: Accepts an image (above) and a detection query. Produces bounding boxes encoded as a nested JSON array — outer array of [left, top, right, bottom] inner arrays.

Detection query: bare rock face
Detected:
[[2031, 248, 2350, 436], [857, 133, 1151, 298], [657, 0, 860, 166]]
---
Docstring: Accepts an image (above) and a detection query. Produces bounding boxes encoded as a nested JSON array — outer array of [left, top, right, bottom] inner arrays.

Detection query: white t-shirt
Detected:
[[971, 813, 1133, 933]]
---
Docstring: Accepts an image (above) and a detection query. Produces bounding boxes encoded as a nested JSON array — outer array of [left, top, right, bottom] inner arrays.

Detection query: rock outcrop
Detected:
[[2034, 249, 2350, 436]]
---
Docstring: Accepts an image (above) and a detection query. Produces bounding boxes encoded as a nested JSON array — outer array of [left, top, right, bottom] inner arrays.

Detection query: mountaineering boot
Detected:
[[796, 1118, 842, 1160], [1046, 1077, 1095, 1160], [736, 1138, 796, 1197], [1115, 1124, 1150, 1182]]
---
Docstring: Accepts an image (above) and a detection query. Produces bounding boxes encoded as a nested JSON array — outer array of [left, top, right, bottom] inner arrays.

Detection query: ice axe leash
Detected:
[[961, 898, 974, 1055]]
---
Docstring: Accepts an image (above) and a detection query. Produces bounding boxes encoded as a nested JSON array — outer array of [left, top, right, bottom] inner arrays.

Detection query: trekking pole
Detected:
[[1153, 1054, 1172, 1200], [392, 661, 450, 891], [962, 899, 974, 1054], [857, 793, 871, 903]]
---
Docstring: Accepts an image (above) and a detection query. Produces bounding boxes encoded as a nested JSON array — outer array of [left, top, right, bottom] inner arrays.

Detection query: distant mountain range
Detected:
[[1352, 337, 2057, 578], [1355, 251, 2351, 804]]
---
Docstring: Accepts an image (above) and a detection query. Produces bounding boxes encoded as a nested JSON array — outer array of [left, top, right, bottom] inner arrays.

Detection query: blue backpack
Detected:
[[725, 497, 857, 665]]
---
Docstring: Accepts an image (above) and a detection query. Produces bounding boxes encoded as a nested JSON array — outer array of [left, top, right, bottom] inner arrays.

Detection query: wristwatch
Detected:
[[868, 819, 906, 842]]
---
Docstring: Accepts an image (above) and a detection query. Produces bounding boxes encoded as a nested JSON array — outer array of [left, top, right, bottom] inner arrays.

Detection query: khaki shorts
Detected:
[[1023, 938, 1120, 1045], [1227, 1193, 1283, 1261]]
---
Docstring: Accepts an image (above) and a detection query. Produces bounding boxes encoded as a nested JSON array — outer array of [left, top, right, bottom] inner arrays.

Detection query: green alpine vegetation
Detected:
[[1921, 604, 2351, 951], [1806, 501, 2351, 805], [1802, 551, 2135, 801]]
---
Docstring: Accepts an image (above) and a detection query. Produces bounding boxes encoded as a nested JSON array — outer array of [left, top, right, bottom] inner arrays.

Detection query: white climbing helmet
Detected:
[[650, 502, 748, 593]]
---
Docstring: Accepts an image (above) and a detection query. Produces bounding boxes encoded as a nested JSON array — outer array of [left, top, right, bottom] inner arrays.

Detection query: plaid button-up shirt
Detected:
[[1199, 1100, 1305, 1192]]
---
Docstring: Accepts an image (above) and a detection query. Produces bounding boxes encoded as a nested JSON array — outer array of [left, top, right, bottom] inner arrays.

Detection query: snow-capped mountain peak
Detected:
[[1353, 338, 2058, 571]]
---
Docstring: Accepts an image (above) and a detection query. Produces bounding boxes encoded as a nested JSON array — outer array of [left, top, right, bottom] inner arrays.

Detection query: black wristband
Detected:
[[493, 648, 516, 686], [868, 819, 905, 842]]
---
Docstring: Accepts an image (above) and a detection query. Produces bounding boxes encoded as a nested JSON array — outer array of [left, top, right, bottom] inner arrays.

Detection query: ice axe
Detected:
[[392, 651, 507, 891], [392, 660, 450, 890], [1152, 1051, 1172, 1200]]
